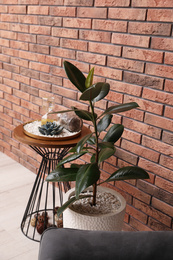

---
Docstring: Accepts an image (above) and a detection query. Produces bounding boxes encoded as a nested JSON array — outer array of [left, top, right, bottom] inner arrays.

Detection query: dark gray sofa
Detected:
[[38, 227, 173, 260]]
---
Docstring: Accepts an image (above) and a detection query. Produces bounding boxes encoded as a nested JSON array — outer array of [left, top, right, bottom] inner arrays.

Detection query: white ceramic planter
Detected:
[[63, 186, 126, 231]]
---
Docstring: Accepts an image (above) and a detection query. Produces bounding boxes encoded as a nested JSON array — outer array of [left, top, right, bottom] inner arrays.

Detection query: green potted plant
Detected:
[[46, 61, 149, 231]]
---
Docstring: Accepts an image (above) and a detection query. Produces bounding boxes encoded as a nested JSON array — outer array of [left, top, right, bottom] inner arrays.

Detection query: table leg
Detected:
[[21, 146, 70, 242]]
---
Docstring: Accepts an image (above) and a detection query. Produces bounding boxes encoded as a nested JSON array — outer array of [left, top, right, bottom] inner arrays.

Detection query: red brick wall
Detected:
[[0, 0, 173, 231]]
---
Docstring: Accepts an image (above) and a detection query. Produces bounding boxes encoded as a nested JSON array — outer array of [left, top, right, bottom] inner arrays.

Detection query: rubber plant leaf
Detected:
[[72, 106, 96, 121], [75, 133, 93, 153], [93, 82, 110, 103], [98, 147, 116, 164], [75, 163, 100, 198], [46, 167, 79, 182], [56, 194, 92, 218], [56, 151, 87, 168], [98, 142, 115, 150], [87, 136, 96, 145], [64, 61, 86, 93], [97, 114, 113, 133], [85, 67, 94, 89], [101, 102, 139, 117], [105, 166, 149, 182], [103, 124, 124, 143]]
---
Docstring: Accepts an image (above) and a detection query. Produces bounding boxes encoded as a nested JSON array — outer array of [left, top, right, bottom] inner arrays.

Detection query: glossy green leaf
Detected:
[[98, 142, 115, 150], [105, 166, 149, 182], [85, 67, 94, 89], [93, 82, 110, 102], [76, 133, 92, 153], [46, 167, 78, 182], [80, 85, 101, 101], [98, 147, 116, 164], [56, 151, 87, 168], [87, 136, 96, 145], [75, 163, 100, 198], [64, 61, 86, 93], [97, 114, 113, 133], [56, 194, 92, 218], [102, 102, 139, 117], [72, 107, 95, 121], [103, 124, 124, 143]]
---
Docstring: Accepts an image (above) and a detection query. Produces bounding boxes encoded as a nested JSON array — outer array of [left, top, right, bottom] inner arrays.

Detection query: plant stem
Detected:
[[89, 100, 99, 206]]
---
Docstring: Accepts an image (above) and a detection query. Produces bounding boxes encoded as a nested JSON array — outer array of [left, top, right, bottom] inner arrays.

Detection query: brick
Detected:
[[132, 0, 173, 7], [37, 35, 60, 47], [115, 147, 138, 165], [50, 66, 66, 78], [155, 176, 173, 195], [107, 79, 142, 96], [30, 25, 51, 35], [79, 30, 111, 43], [94, 65, 122, 80], [12, 73, 30, 85], [148, 217, 172, 231], [1, 30, 17, 40], [121, 139, 159, 162], [112, 33, 149, 48], [4, 92, 20, 105], [63, 98, 88, 111], [124, 71, 164, 90], [8, 5, 26, 14], [146, 63, 173, 79], [1, 139, 11, 150], [21, 100, 39, 113], [95, 0, 130, 6], [147, 9, 173, 22], [164, 106, 173, 119], [13, 89, 30, 101], [130, 217, 152, 231], [0, 38, 9, 47], [51, 47, 76, 59], [0, 54, 10, 63], [50, 7, 76, 16], [52, 85, 77, 100], [27, 6, 49, 15], [18, 15, 38, 24], [107, 56, 144, 73], [106, 91, 123, 103], [60, 38, 87, 51], [1, 14, 18, 22], [123, 117, 161, 139], [77, 51, 106, 65], [38, 16, 62, 26], [52, 28, 78, 39], [0, 69, 12, 79], [93, 19, 127, 32], [142, 88, 173, 106], [29, 43, 49, 54], [162, 131, 173, 146], [128, 22, 171, 36], [40, 73, 62, 86], [151, 37, 173, 51], [21, 84, 39, 96], [18, 33, 36, 43], [1, 98, 12, 109], [126, 204, 147, 224], [0, 5, 7, 12], [88, 42, 121, 56], [123, 47, 163, 63], [29, 61, 50, 73], [39, 0, 63, 4], [3, 63, 19, 74], [20, 67, 40, 80], [109, 8, 146, 20], [144, 113, 173, 132], [134, 199, 172, 227], [124, 95, 163, 116], [10, 40, 28, 51], [164, 80, 173, 93], [164, 52, 173, 66], [142, 135, 173, 157], [64, 0, 93, 5], [13, 104, 29, 117], [77, 7, 107, 18], [31, 79, 51, 92], [122, 129, 141, 144], [160, 155, 173, 171], [152, 197, 173, 217], [63, 18, 91, 29]]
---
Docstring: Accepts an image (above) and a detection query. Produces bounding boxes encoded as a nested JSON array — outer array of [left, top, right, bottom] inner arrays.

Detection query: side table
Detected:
[[14, 124, 91, 242]]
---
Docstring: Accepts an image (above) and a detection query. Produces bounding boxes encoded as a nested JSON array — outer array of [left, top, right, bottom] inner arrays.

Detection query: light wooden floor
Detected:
[[0, 152, 40, 260]]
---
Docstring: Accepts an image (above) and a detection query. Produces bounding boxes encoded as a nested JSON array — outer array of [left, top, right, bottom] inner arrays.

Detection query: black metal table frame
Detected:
[[21, 146, 70, 242]]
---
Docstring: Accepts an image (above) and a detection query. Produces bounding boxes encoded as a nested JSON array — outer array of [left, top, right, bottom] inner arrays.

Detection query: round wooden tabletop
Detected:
[[13, 124, 91, 148]]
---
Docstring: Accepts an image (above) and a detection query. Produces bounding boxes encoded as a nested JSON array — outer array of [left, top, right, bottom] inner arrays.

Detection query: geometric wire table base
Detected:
[[21, 146, 70, 242]]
